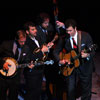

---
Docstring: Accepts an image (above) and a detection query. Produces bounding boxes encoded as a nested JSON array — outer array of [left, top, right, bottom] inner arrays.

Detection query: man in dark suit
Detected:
[[53, 19, 95, 100], [23, 22, 53, 100], [0, 30, 32, 100], [36, 12, 59, 100], [36, 12, 56, 45]]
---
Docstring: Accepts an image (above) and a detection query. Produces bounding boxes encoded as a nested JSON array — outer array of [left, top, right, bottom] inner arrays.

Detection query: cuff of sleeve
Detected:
[[87, 54, 90, 60]]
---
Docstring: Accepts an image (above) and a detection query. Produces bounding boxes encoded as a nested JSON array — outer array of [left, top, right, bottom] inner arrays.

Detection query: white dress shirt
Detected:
[[70, 31, 78, 48]]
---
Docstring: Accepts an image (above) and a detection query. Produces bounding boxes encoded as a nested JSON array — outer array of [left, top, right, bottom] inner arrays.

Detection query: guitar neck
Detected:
[[18, 62, 44, 68], [71, 53, 81, 62], [51, 34, 58, 43], [71, 44, 97, 61], [18, 63, 30, 68], [17, 60, 54, 69]]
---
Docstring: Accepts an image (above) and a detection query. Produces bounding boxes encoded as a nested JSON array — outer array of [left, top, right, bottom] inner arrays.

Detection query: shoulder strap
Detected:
[[77, 31, 81, 53]]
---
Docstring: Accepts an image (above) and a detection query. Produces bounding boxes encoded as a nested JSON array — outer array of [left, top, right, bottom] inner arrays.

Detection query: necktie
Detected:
[[44, 30, 48, 35], [72, 38, 77, 49], [15, 47, 19, 60]]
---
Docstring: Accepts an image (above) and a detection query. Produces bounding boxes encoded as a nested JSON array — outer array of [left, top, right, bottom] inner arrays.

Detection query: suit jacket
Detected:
[[53, 31, 95, 75], [24, 35, 44, 94], [24, 35, 44, 78], [0, 40, 31, 62], [25, 35, 44, 61], [0, 40, 31, 80], [36, 24, 54, 45]]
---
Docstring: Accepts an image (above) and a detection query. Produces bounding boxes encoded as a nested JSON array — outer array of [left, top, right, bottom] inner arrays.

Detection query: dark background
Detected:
[[0, 0, 100, 51]]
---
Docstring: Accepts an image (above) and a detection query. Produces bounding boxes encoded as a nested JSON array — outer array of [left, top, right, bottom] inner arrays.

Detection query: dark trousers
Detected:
[[0, 77, 19, 100], [65, 68, 92, 100], [24, 69, 43, 100]]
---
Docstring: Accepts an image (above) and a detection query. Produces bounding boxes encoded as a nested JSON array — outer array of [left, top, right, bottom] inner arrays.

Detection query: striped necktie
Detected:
[[72, 38, 77, 49]]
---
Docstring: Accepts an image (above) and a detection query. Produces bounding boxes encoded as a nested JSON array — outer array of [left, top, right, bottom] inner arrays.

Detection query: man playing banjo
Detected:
[[0, 30, 34, 100]]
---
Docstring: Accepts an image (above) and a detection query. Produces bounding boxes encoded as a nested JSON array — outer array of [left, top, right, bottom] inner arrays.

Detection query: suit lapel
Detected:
[[77, 31, 82, 53], [65, 38, 72, 51], [18, 47, 26, 62]]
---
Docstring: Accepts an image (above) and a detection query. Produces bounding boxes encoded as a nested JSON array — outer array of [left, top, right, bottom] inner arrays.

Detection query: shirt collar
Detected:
[[70, 31, 78, 39], [39, 25, 47, 33], [70, 31, 78, 44]]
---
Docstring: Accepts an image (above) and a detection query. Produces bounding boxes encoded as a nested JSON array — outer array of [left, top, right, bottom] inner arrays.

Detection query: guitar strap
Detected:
[[77, 31, 81, 53]]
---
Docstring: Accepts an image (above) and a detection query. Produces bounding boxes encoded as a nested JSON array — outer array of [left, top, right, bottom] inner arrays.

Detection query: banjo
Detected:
[[0, 57, 54, 78]]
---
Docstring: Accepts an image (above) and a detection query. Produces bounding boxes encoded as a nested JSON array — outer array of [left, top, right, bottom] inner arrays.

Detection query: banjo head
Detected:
[[0, 57, 18, 77]]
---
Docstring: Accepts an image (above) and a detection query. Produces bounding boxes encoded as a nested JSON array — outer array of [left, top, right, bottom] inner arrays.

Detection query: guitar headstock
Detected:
[[44, 60, 54, 65], [88, 44, 98, 52]]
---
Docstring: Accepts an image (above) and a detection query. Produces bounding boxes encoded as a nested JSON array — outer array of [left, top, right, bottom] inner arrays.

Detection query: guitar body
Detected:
[[59, 44, 97, 77], [59, 50, 80, 77], [0, 57, 18, 79]]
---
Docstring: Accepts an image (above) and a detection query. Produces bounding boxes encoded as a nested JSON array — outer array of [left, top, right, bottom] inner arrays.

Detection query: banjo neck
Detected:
[[0, 57, 54, 78]]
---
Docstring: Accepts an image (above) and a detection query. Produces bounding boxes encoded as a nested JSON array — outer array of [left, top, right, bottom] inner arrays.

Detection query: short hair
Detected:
[[36, 12, 50, 25], [15, 30, 26, 40], [65, 19, 77, 29], [23, 21, 35, 31]]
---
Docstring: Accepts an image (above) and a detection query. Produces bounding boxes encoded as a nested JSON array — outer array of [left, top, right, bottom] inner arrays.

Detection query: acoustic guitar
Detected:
[[59, 44, 97, 77]]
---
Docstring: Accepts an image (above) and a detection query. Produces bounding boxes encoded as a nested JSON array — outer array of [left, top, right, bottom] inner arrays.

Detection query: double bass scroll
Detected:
[[53, 0, 60, 34]]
